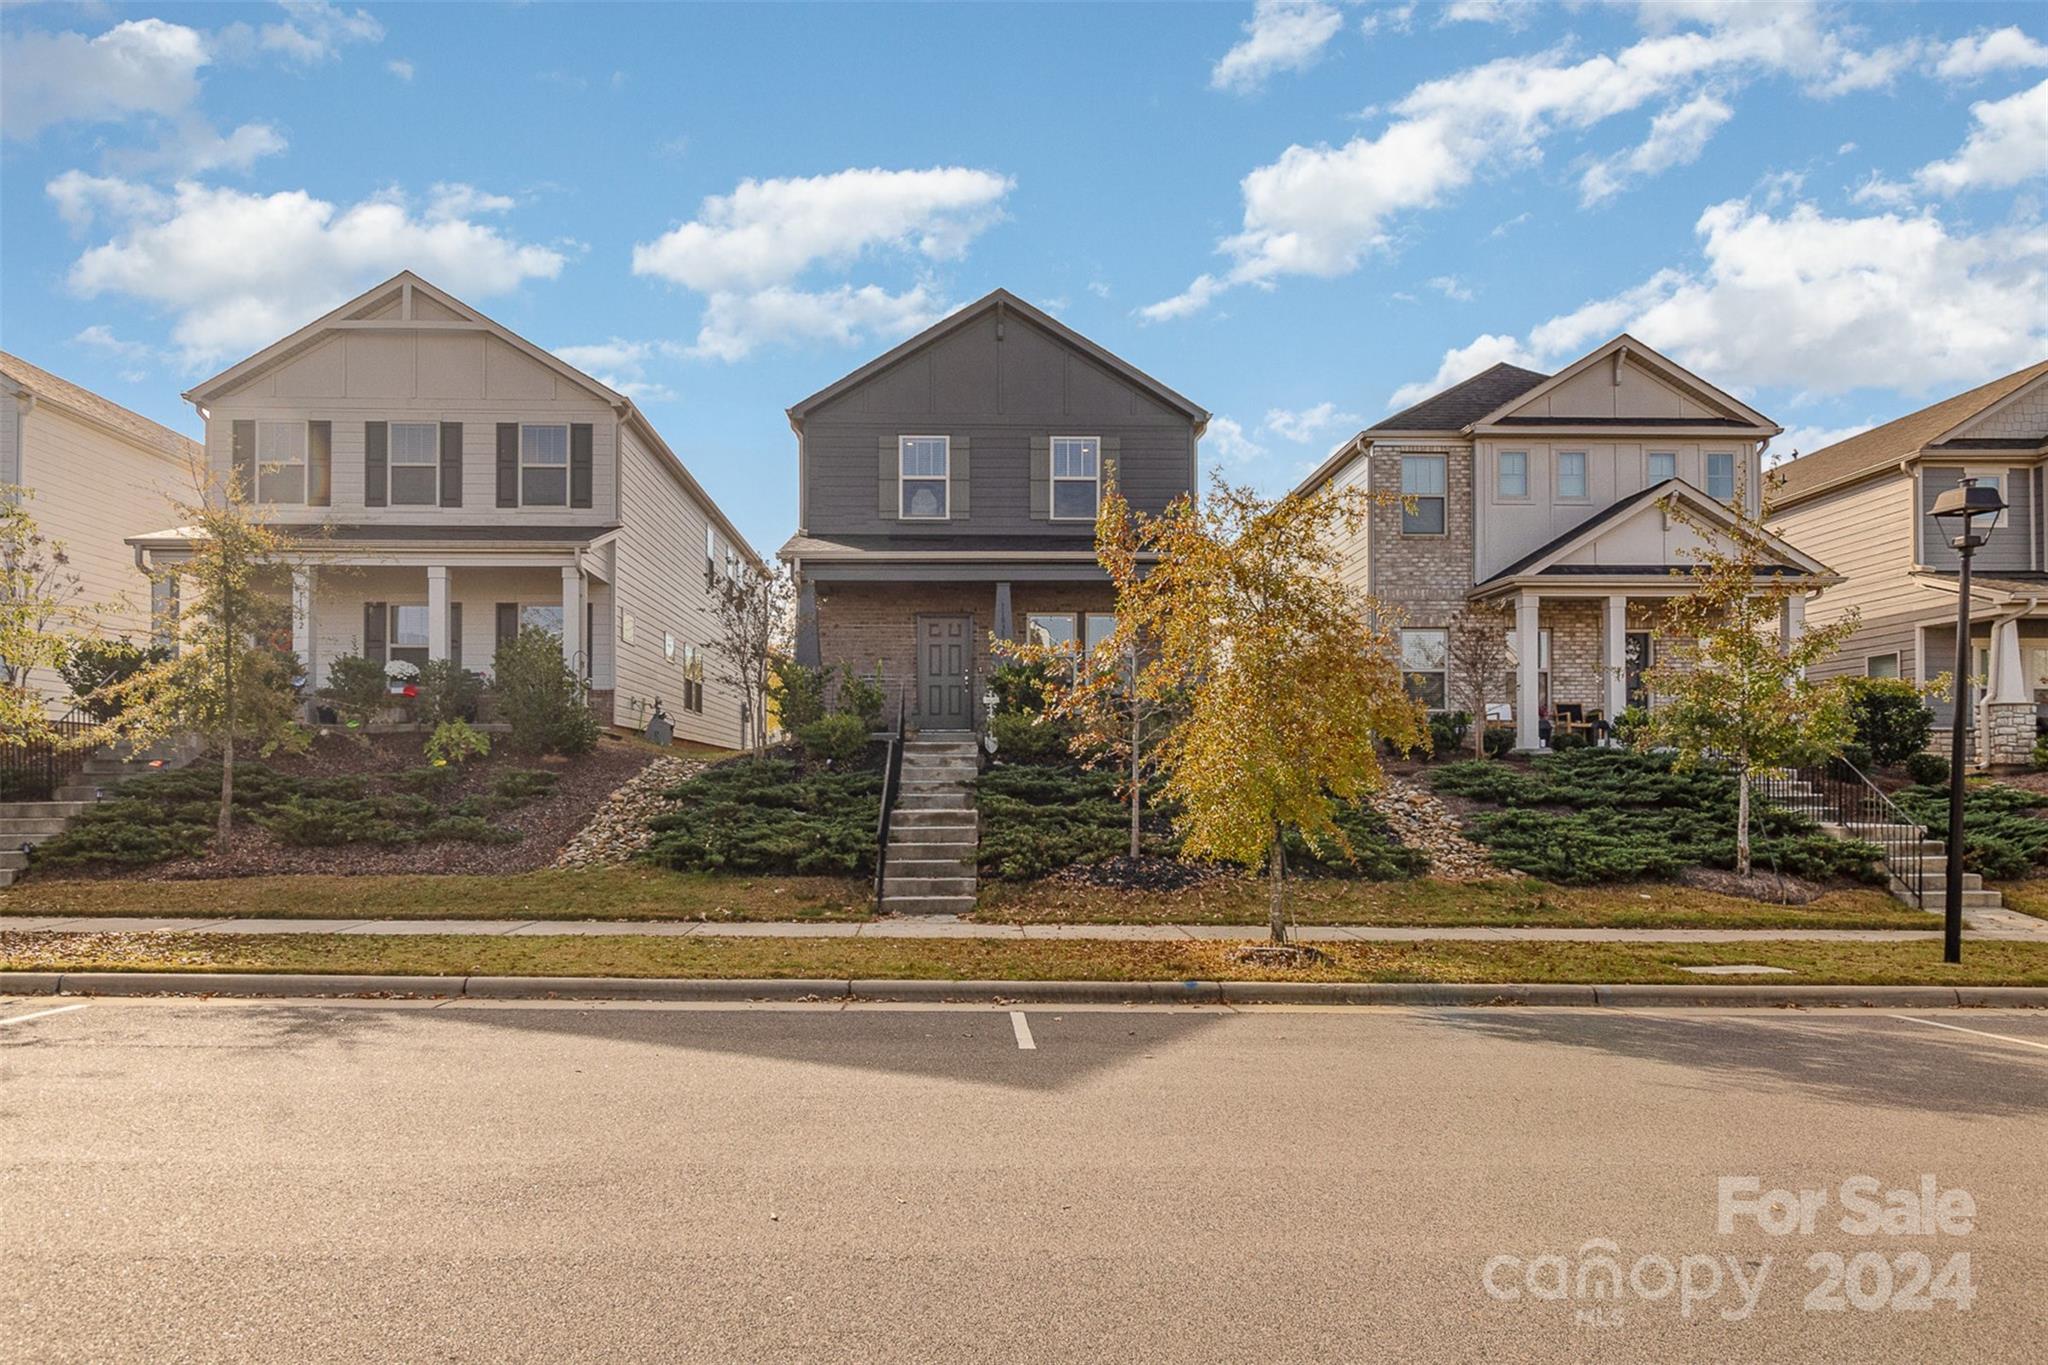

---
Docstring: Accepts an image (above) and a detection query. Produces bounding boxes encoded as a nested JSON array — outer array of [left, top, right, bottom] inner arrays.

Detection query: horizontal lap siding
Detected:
[[1771, 475, 1927, 681]]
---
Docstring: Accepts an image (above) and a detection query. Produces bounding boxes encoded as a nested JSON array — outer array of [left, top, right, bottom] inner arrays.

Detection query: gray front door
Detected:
[[918, 615, 973, 728]]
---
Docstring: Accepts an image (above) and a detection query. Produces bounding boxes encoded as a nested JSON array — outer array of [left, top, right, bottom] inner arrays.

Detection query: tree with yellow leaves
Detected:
[[1099, 476, 1428, 943]]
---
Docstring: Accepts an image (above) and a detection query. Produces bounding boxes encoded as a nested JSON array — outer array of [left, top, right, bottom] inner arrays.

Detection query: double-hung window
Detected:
[[256, 421, 306, 504], [1497, 451, 1528, 499], [1083, 613, 1118, 654], [1400, 455, 1446, 535], [899, 436, 949, 519], [1025, 613, 1078, 650], [1966, 469, 2010, 527], [389, 422, 439, 505], [1705, 452, 1736, 503], [520, 424, 569, 506], [1400, 629, 1449, 709], [1557, 450, 1588, 500], [388, 604, 430, 672], [520, 604, 565, 637], [1051, 436, 1101, 520], [1648, 451, 1677, 485]]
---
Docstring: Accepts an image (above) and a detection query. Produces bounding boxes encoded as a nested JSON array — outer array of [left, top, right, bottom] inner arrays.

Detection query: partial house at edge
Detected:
[[780, 289, 1208, 730], [1, 352, 200, 714], [1294, 334, 1835, 750], [124, 272, 761, 749], [1769, 359, 2048, 764]]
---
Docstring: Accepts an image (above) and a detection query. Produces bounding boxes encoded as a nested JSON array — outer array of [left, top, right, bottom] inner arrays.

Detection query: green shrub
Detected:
[[1904, 752, 1951, 786], [493, 627, 600, 756], [988, 659, 1054, 716], [1833, 742, 1874, 776], [1426, 711, 1470, 759], [1846, 678, 1934, 768], [320, 654, 390, 727], [58, 637, 171, 721], [1609, 706, 1649, 748], [1482, 725, 1515, 757], [768, 659, 830, 730], [642, 759, 881, 875], [990, 711, 1072, 764], [2033, 735, 2048, 772], [1548, 729, 1590, 752], [1892, 781, 2048, 880], [425, 718, 490, 767], [796, 712, 872, 766], [834, 664, 886, 728], [415, 659, 484, 727]]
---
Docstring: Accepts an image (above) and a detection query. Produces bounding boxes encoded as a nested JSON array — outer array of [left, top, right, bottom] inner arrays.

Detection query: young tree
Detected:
[[1445, 600, 1514, 759], [105, 469, 308, 851], [0, 486, 108, 741], [1102, 476, 1428, 942], [709, 562, 794, 760], [1636, 495, 1860, 876]]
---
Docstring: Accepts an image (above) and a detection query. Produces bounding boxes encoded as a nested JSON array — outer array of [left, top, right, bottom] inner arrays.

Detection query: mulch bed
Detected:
[[109, 734, 657, 881]]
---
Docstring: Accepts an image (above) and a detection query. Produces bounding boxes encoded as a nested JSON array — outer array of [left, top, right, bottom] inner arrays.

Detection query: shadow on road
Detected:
[[1431, 1011, 2046, 1119]]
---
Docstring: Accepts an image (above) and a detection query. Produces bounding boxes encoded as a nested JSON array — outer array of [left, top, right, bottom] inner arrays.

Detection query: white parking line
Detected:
[[0, 1003, 88, 1028], [1010, 1011, 1036, 1050], [1889, 1014, 2048, 1053]]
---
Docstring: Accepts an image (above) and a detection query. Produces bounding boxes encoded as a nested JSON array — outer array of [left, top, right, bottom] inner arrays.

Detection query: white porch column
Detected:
[[290, 567, 314, 675], [1515, 590, 1541, 751], [560, 566, 584, 675], [426, 565, 451, 663], [1989, 616, 2027, 704], [1780, 592, 1806, 649], [1604, 593, 1628, 725]]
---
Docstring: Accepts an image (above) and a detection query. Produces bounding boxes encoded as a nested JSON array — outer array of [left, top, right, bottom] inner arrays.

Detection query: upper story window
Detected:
[[1051, 437, 1102, 520], [1648, 451, 1677, 484], [1966, 468, 2010, 527], [1400, 455, 1446, 535], [521, 424, 569, 507], [257, 421, 306, 503], [1497, 451, 1528, 499], [389, 422, 439, 505], [900, 436, 949, 519], [1557, 450, 1588, 500], [1705, 451, 1736, 503]]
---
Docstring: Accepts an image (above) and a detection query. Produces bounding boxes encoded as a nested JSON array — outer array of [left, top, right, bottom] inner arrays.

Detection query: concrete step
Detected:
[[888, 840, 977, 862], [0, 801, 89, 819], [893, 807, 976, 828], [0, 816, 73, 837], [900, 762, 977, 777], [1912, 889, 2004, 910], [896, 791, 973, 812], [882, 894, 978, 915], [0, 867, 16, 888], [886, 858, 976, 878], [54, 784, 110, 803], [1887, 858, 1980, 887], [884, 875, 978, 897], [0, 850, 28, 871]]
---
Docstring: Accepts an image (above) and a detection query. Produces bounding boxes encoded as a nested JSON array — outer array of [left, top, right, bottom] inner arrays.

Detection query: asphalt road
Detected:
[[3, 997, 2044, 1363]]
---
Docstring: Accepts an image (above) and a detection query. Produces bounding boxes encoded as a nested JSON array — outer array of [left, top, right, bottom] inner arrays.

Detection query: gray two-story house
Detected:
[[781, 290, 1208, 730]]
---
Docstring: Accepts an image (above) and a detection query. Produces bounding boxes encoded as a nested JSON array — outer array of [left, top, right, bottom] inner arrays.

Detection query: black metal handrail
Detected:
[[1756, 756, 1925, 909], [872, 691, 908, 913], [0, 704, 101, 802]]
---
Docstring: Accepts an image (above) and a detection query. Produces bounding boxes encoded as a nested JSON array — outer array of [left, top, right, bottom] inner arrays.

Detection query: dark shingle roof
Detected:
[[1368, 362, 1551, 433]]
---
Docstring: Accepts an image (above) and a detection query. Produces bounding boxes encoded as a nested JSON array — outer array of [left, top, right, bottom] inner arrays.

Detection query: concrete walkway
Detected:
[[5, 910, 2046, 943]]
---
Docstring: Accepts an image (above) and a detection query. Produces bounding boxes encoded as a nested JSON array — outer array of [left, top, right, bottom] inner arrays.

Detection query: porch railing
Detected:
[[0, 706, 102, 802], [1754, 756, 1925, 910], [872, 691, 908, 913]]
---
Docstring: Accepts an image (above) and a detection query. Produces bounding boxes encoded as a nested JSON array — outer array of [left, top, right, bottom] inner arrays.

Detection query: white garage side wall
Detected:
[[610, 425, 746, 749]]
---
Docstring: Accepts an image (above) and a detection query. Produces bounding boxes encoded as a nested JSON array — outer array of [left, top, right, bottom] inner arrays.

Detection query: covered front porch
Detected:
[[1912, 570, 2048, 767]]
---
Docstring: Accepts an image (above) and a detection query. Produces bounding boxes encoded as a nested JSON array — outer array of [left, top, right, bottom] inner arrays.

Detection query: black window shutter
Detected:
[[449, 602, 463, 670], [570, 423, 594, 509], [439, 422, 463, 507], [363, 601, 387, 667], [308, 421, 332, 506], [496, 424, 519, 507], [364, 422, 388, 508], [495, 602, 518, 659], [231, 420, 256, 500]]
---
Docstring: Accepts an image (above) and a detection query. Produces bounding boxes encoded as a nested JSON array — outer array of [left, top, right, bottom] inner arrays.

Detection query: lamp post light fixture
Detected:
[[1929, 475, 2008, 964]]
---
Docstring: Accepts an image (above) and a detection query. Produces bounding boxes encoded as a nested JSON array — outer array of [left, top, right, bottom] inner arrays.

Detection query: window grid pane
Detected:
[[391, 604, 430, 648], [1558, 452, 1587, 498], [1706, 453, 1735, 500], [902, 479, 947, 518], [257, 422, 305, 463], [1025, 613, 1077, 649], [390, 467, 437, 505], [1083, 614, 1117, 652], [391, 423, 438, 465], [521, 425, 568, 466], [1649, 452, 1677, 483], [520, 605, 564, 637], [1402, 498, 1445, 535], [1052, 438, 1099, 478], [1401, 456, 1445, 496], [1053, 479, 1098, 520], [258, 465, 305, 503], [1499, 452, 1527, 498], [522, 467, 568, 506], [900, 437, 948, 478]]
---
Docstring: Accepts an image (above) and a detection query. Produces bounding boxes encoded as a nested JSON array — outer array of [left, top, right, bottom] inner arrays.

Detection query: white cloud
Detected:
[[108, 120, 288, 177], [1933, 27, 2048, 82], [387, 58, 415, 81], [1387, 334, 1539, 409], [551, 339, 682, 402], [1210, 1, 1345, 95], [1206, 416, 1268, 465], [1579, 91, 1734, 205], [47, 171, 169, 231], [1913, 79, 2048, 195], [1427, 275, 1474, 302], [1772, 420, 1876, 463], [248, 1, 385, 66], [1808, 40, 1922, 98], [72, 324, 156, 361], [1440, 0, 1530, 27], [1359, 4, 1415, 39], [59, 180, 566, 366], [632, 167, 1012, 360], [1148, 3, 1900, 318], [0, 18, 209, 138], [1137, 272, 1227, 324], [1263, 401, 1361, 443], [1489, 211, 1531, 238], [425, 183, 516, 222], [1848, 172, 1915, 209], [1397, 198, 2048, 407]]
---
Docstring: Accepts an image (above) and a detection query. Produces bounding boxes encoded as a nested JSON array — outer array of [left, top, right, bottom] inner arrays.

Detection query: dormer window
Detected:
[[899, 436, 949, 519]]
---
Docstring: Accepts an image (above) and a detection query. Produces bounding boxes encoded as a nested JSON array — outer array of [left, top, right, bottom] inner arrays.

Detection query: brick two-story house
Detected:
[[1295, 334, 1835, 749], [124, 272, 760, 748], [781, 290, 1208, 731]]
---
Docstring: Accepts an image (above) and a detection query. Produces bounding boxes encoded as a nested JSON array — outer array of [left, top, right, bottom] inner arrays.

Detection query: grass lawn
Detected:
[[1994, 879, 2048, 921], [0, 868, 873, 922], [2, 931, 2042, 986], [974, 876, 1930, 931]]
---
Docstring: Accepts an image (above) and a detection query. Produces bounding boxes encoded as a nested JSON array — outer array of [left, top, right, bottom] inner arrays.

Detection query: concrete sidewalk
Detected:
[[5, 910, 2046, 943]]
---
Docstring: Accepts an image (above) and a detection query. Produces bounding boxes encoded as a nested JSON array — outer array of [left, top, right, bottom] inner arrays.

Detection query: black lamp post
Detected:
[[1930, 476, 2007, 964]]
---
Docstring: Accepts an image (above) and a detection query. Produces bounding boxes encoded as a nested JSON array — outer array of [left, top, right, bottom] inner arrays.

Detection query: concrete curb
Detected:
[[6, 971, 2048, 1008]]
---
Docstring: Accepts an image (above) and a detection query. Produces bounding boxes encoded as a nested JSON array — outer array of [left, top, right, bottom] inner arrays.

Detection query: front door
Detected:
[[1625, 632, 1654, 709], [918, 615, 973, 728]]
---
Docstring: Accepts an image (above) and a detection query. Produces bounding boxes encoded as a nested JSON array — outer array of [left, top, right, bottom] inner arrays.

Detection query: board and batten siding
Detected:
[[1770, 473, 1924, 682], [202, 331, 619, 526]]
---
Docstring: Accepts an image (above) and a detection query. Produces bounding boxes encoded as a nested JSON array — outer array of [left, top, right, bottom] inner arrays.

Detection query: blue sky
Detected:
[[3, 1, 2044, 556]]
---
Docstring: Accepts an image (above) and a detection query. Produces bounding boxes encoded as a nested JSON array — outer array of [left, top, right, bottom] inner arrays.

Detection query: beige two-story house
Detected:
[[2, 353, 199, 714], [1770, 359, 2048, 765], [125, 272, 760, 748], [1295, 334, 1834, 749]]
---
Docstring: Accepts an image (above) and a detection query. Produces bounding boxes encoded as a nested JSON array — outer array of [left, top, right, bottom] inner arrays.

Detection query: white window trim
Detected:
[[1865, 652, 1902, 679], [1964, 467, 2011, 528], [387, 419, 442, 507], [898, 434, 951, 521], [1555, 450, 1590, 502], [256, 419, 311, 506], [1496, 450, 1530, 502], [1704, 450, 1738, 504], [1050, 435, 1102, 522], [1647, 450, 1678, 486], [520, 423, 571, 509], [1399, 453, 1448, 537]]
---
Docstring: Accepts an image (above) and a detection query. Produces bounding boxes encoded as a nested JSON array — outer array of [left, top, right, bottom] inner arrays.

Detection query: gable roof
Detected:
[[784, 288, 1209, 429], [1373, 362, 1551, 434], [1773, 360, 2048, 509], [1470, 333, 1776, 432], [0, 351, 202, 466]]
